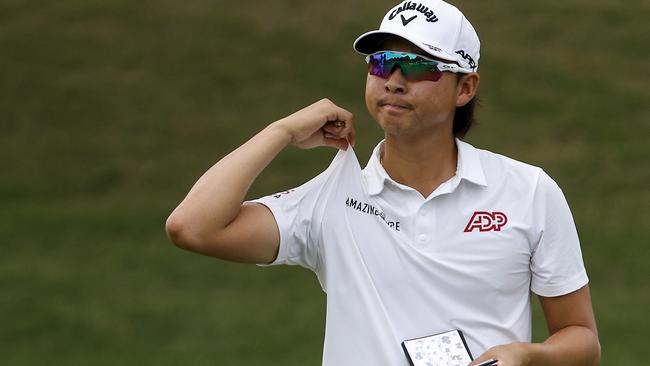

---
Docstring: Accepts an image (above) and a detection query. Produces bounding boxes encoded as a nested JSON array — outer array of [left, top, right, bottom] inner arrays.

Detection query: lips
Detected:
[[378, 98, 412, 110]]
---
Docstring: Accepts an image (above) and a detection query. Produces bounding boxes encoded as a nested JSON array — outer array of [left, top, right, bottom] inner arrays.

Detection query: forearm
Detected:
[[528, 325, 601, 366], [167, 122, 291, 241], [471, 325, 600, 366]]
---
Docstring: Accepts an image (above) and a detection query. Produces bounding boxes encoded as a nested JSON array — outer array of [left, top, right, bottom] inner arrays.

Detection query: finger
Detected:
[[323, 121, 345, 134], [323, 138, 348, 150], [468, 353, 496, 366], [347, 126, 356, 147], [326, 105, 353, 126], [338, 120, 355, 146], [325, 119, 353, 139], [339, 109, 354, 125], [322, 134, 349, 150]]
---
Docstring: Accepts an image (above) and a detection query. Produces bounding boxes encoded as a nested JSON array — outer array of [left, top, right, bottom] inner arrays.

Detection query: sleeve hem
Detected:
[[248, 199, 289, 267], [531, 270, 589, 297]]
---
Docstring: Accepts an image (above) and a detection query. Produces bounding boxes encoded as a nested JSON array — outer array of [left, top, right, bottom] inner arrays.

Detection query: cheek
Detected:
[[365, 76, 381, 112], [409, 85, 456, 122], [419, 81, 457, 109]]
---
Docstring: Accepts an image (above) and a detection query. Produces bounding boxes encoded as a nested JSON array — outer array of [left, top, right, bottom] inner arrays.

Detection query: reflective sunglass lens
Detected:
[[367, 52, 444, 82], [368, 62, 388, 78]]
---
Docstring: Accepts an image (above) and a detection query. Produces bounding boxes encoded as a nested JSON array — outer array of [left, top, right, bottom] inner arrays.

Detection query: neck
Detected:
[[381, 133, 458, 198]]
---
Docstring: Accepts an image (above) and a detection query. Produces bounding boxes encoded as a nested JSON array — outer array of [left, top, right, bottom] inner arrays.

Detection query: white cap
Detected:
[[353, 0, 480, 73]]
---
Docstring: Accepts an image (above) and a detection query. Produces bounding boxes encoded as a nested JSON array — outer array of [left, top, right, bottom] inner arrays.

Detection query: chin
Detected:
[[371, 107, 412, 133], [378, 118, 411, 136]]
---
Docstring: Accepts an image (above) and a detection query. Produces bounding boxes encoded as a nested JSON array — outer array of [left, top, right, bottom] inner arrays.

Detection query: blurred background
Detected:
[[1, 0, 648, 364]]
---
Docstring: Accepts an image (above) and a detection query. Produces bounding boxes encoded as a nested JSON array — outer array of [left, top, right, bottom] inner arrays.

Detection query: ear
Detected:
[[456, 73, 480, 107]]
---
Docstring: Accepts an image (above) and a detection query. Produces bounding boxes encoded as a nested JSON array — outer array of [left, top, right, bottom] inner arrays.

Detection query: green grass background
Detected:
[[1, 0, 648, 364]]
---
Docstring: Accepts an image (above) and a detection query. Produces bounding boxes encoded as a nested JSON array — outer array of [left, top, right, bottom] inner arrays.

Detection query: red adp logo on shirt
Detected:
[[464, 211, 508, 232]]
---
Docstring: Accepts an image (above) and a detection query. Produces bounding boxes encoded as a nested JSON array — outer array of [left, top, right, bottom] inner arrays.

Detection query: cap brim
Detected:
[[353, 30, 473, 73]]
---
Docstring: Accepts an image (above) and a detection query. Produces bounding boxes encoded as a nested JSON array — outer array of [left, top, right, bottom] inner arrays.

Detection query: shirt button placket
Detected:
[[414, 205, 433, 245]]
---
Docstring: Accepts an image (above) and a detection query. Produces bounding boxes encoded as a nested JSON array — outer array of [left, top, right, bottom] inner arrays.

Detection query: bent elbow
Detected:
[[165, 213, 198, 251], [165, 212, 226, 256], [592, 336, 602, 365]]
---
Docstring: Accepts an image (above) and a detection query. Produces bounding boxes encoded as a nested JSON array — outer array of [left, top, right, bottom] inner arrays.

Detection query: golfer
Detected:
[[166, 0, 601, 365]]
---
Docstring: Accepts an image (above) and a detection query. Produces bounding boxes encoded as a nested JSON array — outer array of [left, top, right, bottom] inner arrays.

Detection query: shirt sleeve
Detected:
[[249, 150, 346, 272], [530, 171, 589, 297]]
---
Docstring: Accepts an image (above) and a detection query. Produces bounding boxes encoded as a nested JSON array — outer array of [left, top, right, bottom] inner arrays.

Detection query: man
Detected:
[[165, 0, 601, 365]]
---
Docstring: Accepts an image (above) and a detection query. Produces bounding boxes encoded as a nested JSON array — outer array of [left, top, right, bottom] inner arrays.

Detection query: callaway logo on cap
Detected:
[[353, 0, 480, 72]]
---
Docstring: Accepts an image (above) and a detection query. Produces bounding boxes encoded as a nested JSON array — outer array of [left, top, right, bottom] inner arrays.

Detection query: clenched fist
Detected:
[[273, 98, 356, 150]]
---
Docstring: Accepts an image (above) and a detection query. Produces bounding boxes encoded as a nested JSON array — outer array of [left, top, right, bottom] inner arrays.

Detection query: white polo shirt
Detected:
[[253, 139, 588, 366]]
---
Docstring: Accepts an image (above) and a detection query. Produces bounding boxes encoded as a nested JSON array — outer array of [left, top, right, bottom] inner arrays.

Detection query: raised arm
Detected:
[[165, 99, 355, 264]]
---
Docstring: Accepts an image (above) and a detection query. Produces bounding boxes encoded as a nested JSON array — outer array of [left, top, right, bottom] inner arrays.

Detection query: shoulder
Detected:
[[467, 144, 571, 209], [257, 147, 362, 205], [477, 146, 541, 175], [471, 144, 546, 190]]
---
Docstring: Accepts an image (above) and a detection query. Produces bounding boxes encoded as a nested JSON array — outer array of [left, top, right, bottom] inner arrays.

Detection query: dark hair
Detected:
[[453, 93, 478, 138]]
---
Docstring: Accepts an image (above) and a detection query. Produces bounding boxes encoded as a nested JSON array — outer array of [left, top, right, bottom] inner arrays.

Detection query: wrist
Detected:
[[266, 119, 295, 145], [517, 342, 543, 366]]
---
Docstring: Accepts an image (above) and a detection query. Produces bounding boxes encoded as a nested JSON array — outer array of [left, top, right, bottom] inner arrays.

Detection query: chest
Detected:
[[320, 189, 536, 299]]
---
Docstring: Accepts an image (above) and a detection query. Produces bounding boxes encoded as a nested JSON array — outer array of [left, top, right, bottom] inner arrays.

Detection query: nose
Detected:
[[384, 65, 407, 94]]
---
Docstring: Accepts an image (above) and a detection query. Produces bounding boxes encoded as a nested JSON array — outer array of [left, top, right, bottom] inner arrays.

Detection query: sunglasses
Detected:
[[365, 51, 463, 82]]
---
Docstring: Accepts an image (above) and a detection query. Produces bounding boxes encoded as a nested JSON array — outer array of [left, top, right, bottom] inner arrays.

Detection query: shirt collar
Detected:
[[362, 138, 488, 196]]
